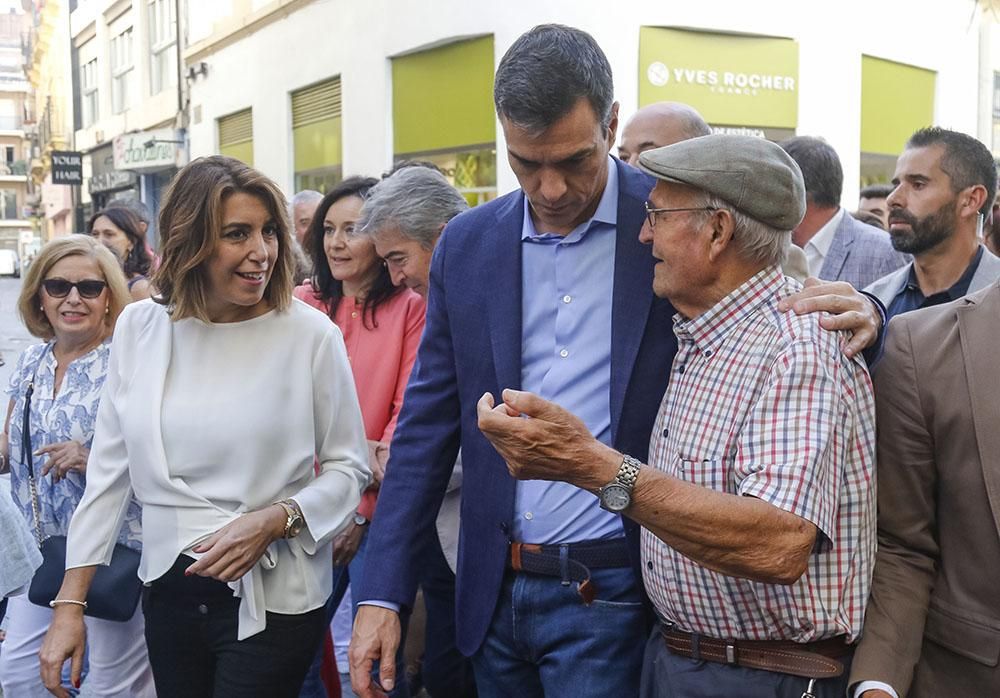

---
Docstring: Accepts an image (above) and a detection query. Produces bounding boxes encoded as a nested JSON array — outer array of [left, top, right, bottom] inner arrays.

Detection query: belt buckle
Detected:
[[725, 642, 737, 665]]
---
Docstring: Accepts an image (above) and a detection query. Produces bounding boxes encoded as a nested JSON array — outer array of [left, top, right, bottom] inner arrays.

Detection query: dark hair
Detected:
[[305, 176, 399, 328], [859, 183, 893, 200], [87, 206, 153, 278], [152, 156, 296, 322], [779, 136, 843, 208], [906, 127, 998, 216], [494, 24, 614, 134]]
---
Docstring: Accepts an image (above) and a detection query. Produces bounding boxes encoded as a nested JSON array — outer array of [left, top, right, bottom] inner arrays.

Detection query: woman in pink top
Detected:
[[294, 177, 424, 696]]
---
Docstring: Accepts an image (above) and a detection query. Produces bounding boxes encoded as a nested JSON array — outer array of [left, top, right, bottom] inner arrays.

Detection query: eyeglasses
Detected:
[[41, 278, 108, 299], [644, 202, 719, 229]]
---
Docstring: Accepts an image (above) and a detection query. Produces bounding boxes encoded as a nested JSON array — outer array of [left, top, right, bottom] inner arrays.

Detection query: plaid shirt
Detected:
[[641, 266, 877, 643]]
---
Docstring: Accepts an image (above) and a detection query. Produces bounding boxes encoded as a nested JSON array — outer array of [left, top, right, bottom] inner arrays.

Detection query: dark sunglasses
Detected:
[[41, 278, 108, 299]]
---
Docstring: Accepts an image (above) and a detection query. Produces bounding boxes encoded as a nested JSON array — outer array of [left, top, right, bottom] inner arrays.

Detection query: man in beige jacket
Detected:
[[851, 280, 1000, 697]]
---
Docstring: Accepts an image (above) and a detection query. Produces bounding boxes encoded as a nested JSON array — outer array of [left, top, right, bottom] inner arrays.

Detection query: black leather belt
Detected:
[[507, 538, 631, 604]]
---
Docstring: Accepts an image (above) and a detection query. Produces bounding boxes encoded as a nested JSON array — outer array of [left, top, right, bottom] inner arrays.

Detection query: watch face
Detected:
[[288, 516, 304, 538], [353, 514, 368, 527], [600, 484, 631, 512]]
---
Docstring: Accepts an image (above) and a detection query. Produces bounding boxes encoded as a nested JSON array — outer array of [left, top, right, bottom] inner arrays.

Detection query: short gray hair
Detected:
[[289, 189, 322, 214], [704, 193, 790, 269], [359, 167, 468, 249]]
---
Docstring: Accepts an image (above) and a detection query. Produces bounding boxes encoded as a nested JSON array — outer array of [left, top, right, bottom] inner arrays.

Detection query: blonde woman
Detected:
[[39, 156, 370, 698], [0, 235, 152, 698]]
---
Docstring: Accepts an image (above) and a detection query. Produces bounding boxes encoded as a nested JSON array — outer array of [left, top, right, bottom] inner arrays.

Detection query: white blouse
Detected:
[[66, 299, 370, 639]]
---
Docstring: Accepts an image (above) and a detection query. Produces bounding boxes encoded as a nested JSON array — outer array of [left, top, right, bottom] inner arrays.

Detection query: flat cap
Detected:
[[637, 134, 806, 231]]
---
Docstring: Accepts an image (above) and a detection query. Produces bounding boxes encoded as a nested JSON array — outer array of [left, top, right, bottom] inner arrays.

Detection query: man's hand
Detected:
[[39, 606, 87, 697], [38, 441, 89, 483], [777, 277, 882, 358], [476, 389, 619, 491], [185, 507, 286, 582], [332, 520, 366, 566], [367, 440, 389, 484], [350, 605, 400, 698]]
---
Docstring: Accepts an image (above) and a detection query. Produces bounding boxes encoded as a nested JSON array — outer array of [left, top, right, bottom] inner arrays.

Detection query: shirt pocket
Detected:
[[675, 452, 728, 491]]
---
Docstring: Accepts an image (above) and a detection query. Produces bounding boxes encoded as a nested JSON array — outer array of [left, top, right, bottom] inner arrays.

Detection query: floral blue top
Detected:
[[5, 340, 142, 551]]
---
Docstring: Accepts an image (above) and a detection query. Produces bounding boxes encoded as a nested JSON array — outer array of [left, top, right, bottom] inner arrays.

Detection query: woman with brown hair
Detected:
[[87, 206, 154, 300], [39, 156, 371, 697]]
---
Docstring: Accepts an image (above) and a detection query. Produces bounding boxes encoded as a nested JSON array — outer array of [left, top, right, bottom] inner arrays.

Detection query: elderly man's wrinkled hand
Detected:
[[477, 389, 615, 491], [777, 277, 881, 358]]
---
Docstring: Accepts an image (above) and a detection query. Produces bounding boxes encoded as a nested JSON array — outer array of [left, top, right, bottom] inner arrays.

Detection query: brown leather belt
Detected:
[[507, 539, 632, 605], [660, 624, 853, 680]]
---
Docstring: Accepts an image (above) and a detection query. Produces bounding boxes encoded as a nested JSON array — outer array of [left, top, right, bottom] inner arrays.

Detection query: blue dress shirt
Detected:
[[514, 157, 624, 544], [886, 246, 984, 323]]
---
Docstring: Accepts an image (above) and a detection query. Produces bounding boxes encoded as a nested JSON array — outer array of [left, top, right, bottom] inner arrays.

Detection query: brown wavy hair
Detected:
[[152, 156, 295, 321]]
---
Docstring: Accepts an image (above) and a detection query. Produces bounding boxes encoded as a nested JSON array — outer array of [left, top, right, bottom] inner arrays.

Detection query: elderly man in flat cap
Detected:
[[477, 134, 877, 698]]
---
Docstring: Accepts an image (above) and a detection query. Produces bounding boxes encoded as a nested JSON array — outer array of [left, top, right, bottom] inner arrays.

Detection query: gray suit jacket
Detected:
[[865, 245, 1000, 307], [817, 213, 907, 288], [849, 281, 1000, 697]]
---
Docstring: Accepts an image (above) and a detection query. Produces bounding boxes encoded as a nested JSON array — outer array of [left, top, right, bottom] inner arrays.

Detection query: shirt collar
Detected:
[[805, 208, 844, 258], [674, 266, 785, 358], [521, 155, 619, 243], [902, 244, 985, 301]]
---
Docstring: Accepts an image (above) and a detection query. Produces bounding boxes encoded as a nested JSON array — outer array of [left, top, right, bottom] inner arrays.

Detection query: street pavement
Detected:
[[0, 275, 34, 393]]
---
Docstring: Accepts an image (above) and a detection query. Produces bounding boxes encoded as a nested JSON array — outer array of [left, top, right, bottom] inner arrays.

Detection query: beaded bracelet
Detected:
[[49, 599, 88, 610]]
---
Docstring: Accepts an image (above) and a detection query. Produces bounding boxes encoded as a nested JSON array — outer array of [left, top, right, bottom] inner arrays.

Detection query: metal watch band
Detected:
[[615, 454, 641, 490]]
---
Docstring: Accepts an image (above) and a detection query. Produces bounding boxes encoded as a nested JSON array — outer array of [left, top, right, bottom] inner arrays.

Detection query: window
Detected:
[[292, 77, 343, 193], [218, 108, 253, 165], [81, 58, 98, 127], [0, 189, 17, 220], [110, 28, 134, 114], [148, 0, 177, 95]]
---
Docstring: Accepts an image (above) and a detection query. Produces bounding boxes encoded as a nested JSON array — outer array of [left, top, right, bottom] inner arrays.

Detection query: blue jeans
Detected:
[[471, 565, 646, 697], [639, 626, 854, 698], [299, 533, 410, 698]]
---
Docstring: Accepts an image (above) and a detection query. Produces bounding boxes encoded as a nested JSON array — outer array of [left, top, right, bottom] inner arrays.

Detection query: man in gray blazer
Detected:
[[864, 127, 1000, 325], [781, 136, 906, 289]]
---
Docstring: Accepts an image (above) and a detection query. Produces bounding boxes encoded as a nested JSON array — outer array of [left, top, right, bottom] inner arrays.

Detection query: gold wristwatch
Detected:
[[276, 499, 304, 538]]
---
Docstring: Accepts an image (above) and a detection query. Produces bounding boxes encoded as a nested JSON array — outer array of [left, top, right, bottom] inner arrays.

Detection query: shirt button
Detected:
[[704, 350, 713, 358], [351, 311, 358, 318], [677, 365, 685, 374], [562, 295, 572, 304], [559, 349, 569, 358], [662, 428, 669, 438], [524, 512, 533, 520], [197, 604, 209, 615], [647, 561, 653, 570]]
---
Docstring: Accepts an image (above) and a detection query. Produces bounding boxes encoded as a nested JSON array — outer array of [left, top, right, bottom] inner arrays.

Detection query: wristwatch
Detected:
[[276, 499, 304, 538], [353, 513, 369, 527], [598, 455, 642, 512]]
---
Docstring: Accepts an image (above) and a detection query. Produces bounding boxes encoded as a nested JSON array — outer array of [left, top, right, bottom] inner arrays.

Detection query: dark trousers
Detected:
[[639, 626, 854, 698], [143, 556, 327, 698]]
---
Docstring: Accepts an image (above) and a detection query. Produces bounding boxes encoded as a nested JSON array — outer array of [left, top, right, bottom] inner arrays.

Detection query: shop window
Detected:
[[392, 36, 497, 205], [0, 189, 17, 220], [218, 108, 253, 165], [148, 0, 177, 95], [292, 77, 342, 193], [80, 58, 98, 127], [111, 28, 134, 115]]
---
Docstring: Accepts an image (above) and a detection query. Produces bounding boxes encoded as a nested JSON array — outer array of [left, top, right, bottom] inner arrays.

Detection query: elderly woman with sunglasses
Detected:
[[0, 235, 153, 698]]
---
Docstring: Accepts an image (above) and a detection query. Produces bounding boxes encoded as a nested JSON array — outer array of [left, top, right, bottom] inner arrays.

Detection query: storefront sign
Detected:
[[51, 150, 83, 185], [639, 27, 799, 130], [89, 170, 136, 195], [113, 129, 187, 173]]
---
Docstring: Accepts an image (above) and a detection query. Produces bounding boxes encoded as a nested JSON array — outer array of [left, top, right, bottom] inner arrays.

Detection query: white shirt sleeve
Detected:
[[854, 681, 900, 698]]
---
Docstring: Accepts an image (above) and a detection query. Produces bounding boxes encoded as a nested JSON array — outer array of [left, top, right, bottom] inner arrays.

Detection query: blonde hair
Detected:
[[152, 156, 295, 321], [18, 235, 132, 340]]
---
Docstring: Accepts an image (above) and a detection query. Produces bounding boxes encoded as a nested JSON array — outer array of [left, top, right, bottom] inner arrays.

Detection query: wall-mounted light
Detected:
[[186, 62, 209, 82]]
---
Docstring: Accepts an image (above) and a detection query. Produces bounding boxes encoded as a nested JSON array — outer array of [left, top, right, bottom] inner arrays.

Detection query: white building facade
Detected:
[[179, 0, 997, 210]]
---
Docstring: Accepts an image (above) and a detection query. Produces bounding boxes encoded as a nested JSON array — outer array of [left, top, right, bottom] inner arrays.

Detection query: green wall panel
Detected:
[[861, 55, 936, 156]]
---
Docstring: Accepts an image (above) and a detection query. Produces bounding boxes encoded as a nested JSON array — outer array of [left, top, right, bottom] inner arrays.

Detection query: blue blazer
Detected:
[[359, 159, 678, 655]]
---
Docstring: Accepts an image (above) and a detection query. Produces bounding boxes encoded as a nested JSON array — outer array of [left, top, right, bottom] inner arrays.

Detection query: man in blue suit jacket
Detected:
[[781, 136, 907, 289], [350, 24, 884, 698]]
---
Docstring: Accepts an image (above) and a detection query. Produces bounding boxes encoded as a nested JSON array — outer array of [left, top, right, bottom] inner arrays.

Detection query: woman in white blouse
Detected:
[[39, 156, 371, 697]]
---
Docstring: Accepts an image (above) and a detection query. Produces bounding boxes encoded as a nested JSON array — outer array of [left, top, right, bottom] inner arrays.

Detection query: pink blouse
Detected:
[[294, 283, 426, 518]]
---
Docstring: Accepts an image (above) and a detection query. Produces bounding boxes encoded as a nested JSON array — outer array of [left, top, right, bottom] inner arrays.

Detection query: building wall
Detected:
[[184, 0, 991, 208]]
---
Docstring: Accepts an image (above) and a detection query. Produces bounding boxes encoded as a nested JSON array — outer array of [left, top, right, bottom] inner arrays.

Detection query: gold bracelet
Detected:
[[49, 599, 88, 610]]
